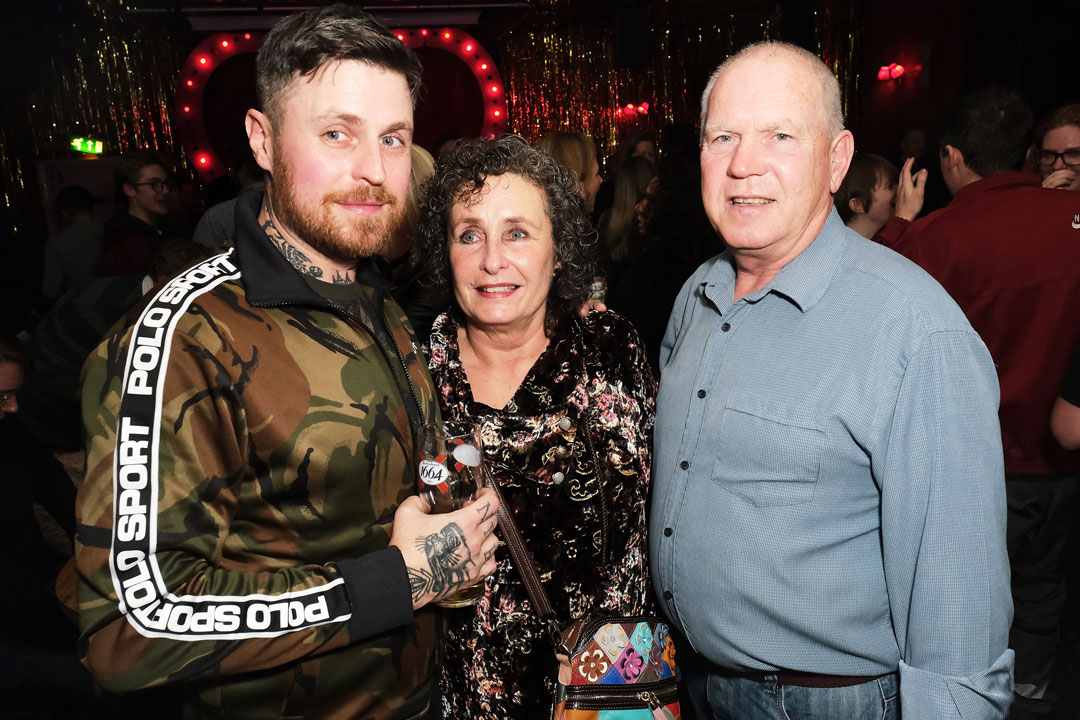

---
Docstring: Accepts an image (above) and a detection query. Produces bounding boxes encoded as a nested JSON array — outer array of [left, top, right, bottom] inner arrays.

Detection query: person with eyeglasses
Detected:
[[876, 86, 1080, 720], [100, 150, 173, 276], [1032, 102, 1080, 192]]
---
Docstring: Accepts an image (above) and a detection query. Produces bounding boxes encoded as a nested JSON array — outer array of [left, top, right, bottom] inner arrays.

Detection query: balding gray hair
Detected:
[[699, 42, 845, 142]]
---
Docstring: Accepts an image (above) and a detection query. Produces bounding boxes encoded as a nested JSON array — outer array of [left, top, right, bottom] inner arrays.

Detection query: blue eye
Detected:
[[775, 133, 791, 141], [380, 136, 403, 148], [324, 130, 344, 142], [459, 231, 480, 244], [509, 229, 528, 240]]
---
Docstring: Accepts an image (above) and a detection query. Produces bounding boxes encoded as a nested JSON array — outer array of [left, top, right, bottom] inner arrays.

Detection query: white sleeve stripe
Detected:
[[107, 251, 353, 640]]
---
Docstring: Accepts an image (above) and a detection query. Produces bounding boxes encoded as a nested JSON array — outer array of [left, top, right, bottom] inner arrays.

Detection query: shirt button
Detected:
[[552, 471, 565, 484], [664, 527, 673, 536], [721, 322, 731, 332], [697, 389, 707, 398], [679, 460, 689, 470], [558, 417, 572, 431], [663, 590, 673, 601]]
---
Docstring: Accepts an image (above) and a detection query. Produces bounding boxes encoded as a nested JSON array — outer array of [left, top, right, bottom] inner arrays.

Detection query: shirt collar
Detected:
[[702, 208, 850, 314]]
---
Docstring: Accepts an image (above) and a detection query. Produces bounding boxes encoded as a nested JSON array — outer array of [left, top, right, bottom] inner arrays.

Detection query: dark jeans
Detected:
[[684, 667, 899, 720], [1006, 474, 1080, 713]]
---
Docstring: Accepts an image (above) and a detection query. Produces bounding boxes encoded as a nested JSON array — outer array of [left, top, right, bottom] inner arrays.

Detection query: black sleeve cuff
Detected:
[[338, 546, 415, 643]]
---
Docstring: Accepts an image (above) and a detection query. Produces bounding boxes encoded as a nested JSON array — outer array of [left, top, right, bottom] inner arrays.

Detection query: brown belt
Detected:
[[775, 670, 883, 688], [714, 666, 887, 688]]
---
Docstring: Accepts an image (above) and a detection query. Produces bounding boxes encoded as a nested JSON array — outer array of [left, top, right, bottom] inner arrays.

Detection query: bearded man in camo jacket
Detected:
[[75, 6, 499, 718]]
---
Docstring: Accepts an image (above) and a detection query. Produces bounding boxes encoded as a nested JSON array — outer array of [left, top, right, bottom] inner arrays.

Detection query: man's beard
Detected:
[[269, 155, 404, 263]]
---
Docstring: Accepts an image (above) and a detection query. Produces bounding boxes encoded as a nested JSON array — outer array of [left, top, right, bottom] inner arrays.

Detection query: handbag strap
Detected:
[[484, 474, 564, 644]]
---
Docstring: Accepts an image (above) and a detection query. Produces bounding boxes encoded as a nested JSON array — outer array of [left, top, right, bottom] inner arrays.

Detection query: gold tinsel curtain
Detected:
[[0, 0, 182, 241], [501, 0, 787, 162]]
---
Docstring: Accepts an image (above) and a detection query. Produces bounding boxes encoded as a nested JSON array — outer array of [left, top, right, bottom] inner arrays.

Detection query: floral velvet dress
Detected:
[[428, 309, 658, 719]]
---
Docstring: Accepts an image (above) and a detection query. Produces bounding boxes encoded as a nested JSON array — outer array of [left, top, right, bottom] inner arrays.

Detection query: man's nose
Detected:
[[351, 140, 387, 185], [727, 140, 765, 177]]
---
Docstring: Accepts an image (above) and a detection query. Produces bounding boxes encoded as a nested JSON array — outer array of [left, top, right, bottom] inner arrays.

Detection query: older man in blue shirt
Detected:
[[650, 42, 1013, 719]]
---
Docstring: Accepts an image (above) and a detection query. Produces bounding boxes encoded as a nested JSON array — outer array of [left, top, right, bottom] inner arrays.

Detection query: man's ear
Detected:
[[848, 197, 866, 216], [829, 129, 855, 194], [245, 108, 275, 175], [942, 144, 964, 173], [123, 183, 137, 199]]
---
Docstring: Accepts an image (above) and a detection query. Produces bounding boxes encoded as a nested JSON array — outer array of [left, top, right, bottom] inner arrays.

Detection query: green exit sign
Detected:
[[70, 136, 104, 154]]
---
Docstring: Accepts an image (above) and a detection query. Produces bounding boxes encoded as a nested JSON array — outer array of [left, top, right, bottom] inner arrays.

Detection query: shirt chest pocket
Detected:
[[711, 392, 824, 507]]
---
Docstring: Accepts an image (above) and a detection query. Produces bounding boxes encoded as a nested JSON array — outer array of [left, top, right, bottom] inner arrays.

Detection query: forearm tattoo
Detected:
[[407, 523, 474, 603]]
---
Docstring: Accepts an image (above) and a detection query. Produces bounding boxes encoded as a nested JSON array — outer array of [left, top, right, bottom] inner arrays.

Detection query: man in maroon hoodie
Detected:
[[876, 86, 1080, 719]]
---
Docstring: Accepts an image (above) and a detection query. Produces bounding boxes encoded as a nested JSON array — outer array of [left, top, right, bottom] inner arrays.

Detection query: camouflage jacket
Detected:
[[76, 190, 440, 719]]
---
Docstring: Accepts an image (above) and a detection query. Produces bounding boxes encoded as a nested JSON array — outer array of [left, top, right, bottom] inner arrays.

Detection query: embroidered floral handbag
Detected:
[[486, 477, 681, 720]]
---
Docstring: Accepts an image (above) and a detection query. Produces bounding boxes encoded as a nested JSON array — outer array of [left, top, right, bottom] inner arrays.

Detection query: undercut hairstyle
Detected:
[[416, 134, 598, 334], [835, 153, 899, 223], [940, 86, 1033, 177], [56, 184, 94, 215], [1034, 102, 1080, 150], [256, 4, 423, 122], [536, 130, 597, 190], [113, 150, 166, 210], [699, 41, 845, 142]]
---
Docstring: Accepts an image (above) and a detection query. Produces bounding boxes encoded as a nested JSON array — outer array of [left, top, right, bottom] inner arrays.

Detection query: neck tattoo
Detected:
[[260, 199, 324, 279]]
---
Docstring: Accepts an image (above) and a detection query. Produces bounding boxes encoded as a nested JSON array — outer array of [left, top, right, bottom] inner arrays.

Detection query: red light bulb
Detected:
[[443, 32, 451, 40], [490, 85, 499, 93], [199, 57, 208, 65], [480, 63, 488, 70], [183, 105, 191, 113], [493, 109, 501, 117], [889, 63, 905, 79], [244, 33, 251, 40], [420, 29, 428, 36], [465, 44, 473, 52], [877, 66, 891, 81], [186, 80, 194, 87], [221, 40, 229, 48]]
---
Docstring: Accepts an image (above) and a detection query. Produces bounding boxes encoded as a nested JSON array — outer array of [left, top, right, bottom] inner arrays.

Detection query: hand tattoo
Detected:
[[474, 501, 496, 523], [407, 523, 474, 603]]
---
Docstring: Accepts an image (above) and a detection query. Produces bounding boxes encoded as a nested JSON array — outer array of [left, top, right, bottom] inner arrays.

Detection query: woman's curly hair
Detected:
[[416, 134, 598, 333]]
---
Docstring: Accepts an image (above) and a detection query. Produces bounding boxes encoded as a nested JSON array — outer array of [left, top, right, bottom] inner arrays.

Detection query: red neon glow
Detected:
[[396, 33, 405, 41], [625, 103, 634, 111], [480, 63, 488, 70], [443, 32, 452, 40], [465, 44, 473, 52], [183, 105, 191, 113], [420, 29, 428, 36], [493, 109, 501, 117], [640, 102, 649, 111], [221, 40, 229, 48], [877, 66, 890, 81], [198, 155, 209, 165], [243, 33, 251, 40], [199, 57, 208, 65], [186, 79, 194, 87], [490, 85, 499, 93], [889, 63, 905, 79]]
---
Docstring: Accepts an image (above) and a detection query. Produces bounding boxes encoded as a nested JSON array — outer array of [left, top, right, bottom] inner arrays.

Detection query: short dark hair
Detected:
[[256, 4, 423, 122], [56, 184, 94, 215], [0, 333, 24, 371], [114, 150, 166, 209], [416, 134, 598, 334], [1034, 102, 1080, 150], [940, 86, 1033, 177], [835, 153, 898, 223]]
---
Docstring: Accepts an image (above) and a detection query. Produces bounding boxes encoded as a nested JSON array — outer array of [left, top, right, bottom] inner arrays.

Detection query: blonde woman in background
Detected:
[[537, 130, 603, 213]]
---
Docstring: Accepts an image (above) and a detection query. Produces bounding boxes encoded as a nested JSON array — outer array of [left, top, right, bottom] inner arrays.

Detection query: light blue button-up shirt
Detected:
[[650, 210, 1014, 718]]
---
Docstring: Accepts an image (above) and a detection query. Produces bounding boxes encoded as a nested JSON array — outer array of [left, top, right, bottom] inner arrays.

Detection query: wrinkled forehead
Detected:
[[706, 52, 827, 132]]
